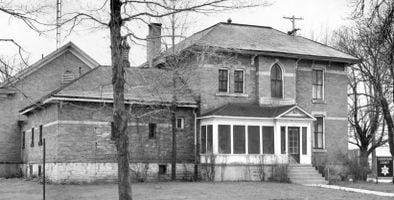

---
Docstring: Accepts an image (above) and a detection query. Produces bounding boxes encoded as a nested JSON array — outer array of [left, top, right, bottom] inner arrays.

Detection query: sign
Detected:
[[377, 157, 393, 177]]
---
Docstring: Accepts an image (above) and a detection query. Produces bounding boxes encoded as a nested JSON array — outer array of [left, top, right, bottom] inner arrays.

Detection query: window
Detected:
[[271, 64, 283, 98], [158, 164, 167, 175], [22, 131, 25, 149], [207, 125, 213, 153], [248, 126, 260, 154], [281, 127, 286, 154], [218, 125, 231, 154], [312, 69, 323, 100], [314, 117, 324, 149], [302, 127, 307, 155], [148, 123, 156, 139], [38, 125, 43, 146], [201, 126, 206, 154], [218, 69, 229, 92], [234, 70, 244, 93], [233, 125, 245, 154], [201, 125, 213, 154], [30, 128, 34, 147], [262, 126, 274, 154], [176, 117, 184, 129]]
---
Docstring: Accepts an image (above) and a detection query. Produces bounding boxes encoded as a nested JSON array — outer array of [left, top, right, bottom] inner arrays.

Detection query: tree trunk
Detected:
[[359, 150, 369, 181], [110, 0, 132, 199]]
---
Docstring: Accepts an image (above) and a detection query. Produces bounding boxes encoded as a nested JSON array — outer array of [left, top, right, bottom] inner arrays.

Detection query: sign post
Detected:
[[377, 157, 393, 183]]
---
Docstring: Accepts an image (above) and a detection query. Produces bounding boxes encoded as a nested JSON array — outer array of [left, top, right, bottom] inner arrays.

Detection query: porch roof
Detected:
[[201, 103, 296, 118]]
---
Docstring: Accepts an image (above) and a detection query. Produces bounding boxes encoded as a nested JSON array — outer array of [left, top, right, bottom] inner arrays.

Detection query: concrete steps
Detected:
[[288, 165, 328, 185]]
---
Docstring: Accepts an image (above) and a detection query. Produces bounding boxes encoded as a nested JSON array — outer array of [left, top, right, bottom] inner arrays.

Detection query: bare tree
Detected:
[[350, 0, 394, 182], [56, 0, 270, 199], [336, 27, 387, 180]]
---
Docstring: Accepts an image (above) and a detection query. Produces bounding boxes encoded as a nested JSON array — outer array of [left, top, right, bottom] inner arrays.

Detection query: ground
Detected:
[[336, 181, 394, 193], [0, 179, 393, 200]]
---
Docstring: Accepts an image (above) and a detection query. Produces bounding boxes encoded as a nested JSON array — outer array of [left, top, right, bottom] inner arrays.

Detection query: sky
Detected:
[[0, 0, 355, 67]]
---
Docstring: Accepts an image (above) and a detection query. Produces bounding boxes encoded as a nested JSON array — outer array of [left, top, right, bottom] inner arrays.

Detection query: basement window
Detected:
[[158, 164, 167, 175], [149, 123, 157, 139]]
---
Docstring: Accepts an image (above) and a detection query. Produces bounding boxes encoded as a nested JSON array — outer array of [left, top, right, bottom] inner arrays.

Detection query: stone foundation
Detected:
[[21, 162, 195, 183]]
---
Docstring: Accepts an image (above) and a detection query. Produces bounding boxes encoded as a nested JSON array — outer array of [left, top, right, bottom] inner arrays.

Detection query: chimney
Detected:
[[147, 23, 162, 67]]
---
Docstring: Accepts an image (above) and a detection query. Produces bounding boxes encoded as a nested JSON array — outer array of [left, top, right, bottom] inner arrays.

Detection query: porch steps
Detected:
[[288, 165, 328, 185]]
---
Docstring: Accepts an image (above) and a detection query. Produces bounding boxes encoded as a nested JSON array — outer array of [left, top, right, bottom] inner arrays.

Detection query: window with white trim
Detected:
[[313, 117, 324, 149], [218, 69, 229, 92], [176, 117, 184, 129], [200, 125, 213, 154], [234, 70, 244, 93], [312, 69, 324, 100], [271, 64, 283, 98]]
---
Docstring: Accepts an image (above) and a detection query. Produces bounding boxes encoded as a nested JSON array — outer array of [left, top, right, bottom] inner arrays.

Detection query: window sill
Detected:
[[312, 148, 327, 153], [312, 99, 326, 104], [215, 92, 249, 98]]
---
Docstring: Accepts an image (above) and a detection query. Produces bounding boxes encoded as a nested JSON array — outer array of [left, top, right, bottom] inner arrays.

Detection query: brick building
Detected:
[[1, 22, 358, 183]]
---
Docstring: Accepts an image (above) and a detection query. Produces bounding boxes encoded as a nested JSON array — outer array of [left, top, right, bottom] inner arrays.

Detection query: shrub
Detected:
[[269, 163, 290, 183]]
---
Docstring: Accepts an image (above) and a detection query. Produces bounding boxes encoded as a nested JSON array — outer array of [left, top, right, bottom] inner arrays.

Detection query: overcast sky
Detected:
[[0, 0, 355, 66]]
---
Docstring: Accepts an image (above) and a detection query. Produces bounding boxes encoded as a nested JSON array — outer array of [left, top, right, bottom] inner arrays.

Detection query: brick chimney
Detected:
[[147, 23, 162, 67]]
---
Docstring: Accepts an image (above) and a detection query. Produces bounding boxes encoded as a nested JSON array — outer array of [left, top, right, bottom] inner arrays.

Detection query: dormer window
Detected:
[[271, 64, 283, 98], [62, 70, 75, 84]]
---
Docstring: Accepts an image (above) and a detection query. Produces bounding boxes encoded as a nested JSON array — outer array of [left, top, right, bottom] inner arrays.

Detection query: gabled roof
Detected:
[[200, 103, 314, 120], [0, 42, 99, 87], [167, 22, 359, 64], [20, 66, 197, 114]]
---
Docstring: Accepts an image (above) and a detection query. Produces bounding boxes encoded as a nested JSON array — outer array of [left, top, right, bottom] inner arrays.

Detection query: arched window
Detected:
[[271, 64, 283, 98]]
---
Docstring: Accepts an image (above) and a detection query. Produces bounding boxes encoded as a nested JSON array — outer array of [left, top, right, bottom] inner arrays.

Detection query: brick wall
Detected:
[[20, 101, 196, 182], [296, 60, 348, 166], [0, 50, 91, 169]]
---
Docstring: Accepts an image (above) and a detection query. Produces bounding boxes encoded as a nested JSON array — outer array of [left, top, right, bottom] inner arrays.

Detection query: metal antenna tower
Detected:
[[56, 0, 62, 49]]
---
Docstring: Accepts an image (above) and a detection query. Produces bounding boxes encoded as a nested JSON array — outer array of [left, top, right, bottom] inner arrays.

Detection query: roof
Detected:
[[20, 66, 197, 114], [0, 42, 99, 87], [167, 22, 359, 63], [201, 103, 313, 119]]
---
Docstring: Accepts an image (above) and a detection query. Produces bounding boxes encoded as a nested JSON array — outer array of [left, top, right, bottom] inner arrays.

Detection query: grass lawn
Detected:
[[335, 181, 394, 193], [0, 178, 393, 200]]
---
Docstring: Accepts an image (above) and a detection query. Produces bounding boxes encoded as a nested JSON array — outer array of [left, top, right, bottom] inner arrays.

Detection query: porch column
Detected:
[[274, 121, 281, 155], [212, 123, 218, 154]]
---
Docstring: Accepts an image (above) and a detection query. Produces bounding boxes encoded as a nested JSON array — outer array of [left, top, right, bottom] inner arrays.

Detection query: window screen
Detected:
[[233, 125, 246, 154], [302, 127, 307, 155], [207, 125, 213, 153], [281, 126, 286, 154], [201, 125, 206, 154], [218, 125, 231, 154], [248, 126, 260, 154], [263, 126, 274, 154]]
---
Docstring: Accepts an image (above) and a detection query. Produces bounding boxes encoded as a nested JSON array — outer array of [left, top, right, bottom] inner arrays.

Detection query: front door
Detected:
[[288, 127, 300, 163]]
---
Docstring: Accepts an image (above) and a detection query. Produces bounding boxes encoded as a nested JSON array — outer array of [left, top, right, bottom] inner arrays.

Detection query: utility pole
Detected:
[[283, 15, 303, 35], [56, 0, 62, 49]]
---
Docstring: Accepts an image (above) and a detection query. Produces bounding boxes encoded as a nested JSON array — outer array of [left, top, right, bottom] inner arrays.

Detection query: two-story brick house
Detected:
[[10, 22, 358, 183]]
